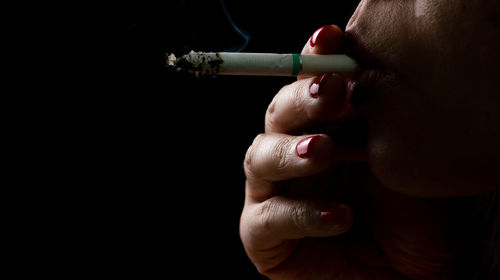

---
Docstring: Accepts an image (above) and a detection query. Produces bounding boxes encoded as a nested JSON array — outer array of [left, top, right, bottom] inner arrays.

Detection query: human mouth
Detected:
[[343, 31, 388, 108], [347, 69, 386, 108]]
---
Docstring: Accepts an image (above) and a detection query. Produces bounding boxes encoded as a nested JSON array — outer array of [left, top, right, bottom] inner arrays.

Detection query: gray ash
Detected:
[[167, 51, 223, 78]]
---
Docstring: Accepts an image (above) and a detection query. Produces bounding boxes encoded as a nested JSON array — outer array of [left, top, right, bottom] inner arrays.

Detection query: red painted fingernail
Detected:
[[309, 25, 330, 47], [309, 74, 330, 98], [321, 206, 348, 226], [296, 135, 320, 158]]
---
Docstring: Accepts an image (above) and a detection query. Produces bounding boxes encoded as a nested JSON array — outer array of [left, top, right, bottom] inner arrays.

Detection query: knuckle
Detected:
[[244, 134, 265, 177], [255, 199, 279, 233], [279, 81, 307, 113], [264, 98, 277, 129], [264, 113, 277, 132], [292, 80, 320, 121], [291, 81, 307, 109], [290, 201, 312, 234], [267, 96, 277, 115], [272, 136, 294, 171]]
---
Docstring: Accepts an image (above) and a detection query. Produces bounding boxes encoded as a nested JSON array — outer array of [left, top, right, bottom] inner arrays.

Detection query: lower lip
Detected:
[[347, 69, 385, 108]]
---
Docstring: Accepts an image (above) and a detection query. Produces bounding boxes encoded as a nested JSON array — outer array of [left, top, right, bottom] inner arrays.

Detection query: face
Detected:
[[345, 0, 500, 196]]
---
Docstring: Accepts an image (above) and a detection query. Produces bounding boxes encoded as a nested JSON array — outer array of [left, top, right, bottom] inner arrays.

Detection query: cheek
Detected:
[[366, 127, 463, 197], [366, 106, 499, 198], [365, 112, 438, 197]]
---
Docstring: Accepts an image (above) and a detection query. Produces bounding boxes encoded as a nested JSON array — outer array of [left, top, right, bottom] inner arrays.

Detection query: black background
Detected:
[[96, 1, 358, 278]]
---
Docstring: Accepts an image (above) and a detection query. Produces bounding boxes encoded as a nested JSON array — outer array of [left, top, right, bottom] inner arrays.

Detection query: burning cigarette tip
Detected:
[[167, 51, 222, 78]]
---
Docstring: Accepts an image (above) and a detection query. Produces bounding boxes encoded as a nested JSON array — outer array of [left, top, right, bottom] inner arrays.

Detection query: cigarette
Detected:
[[167, 51, 359, 78]]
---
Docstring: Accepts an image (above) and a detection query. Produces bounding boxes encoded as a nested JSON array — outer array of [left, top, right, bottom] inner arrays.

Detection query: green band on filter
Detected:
[[292, 54, 301, 76]]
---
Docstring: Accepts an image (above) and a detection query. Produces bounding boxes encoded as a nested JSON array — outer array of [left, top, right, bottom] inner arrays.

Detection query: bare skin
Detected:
[[240, 1, 500, 279], [242, 25, 452, 279]]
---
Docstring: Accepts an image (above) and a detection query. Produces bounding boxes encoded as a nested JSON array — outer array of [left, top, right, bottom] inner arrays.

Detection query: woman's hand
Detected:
[[240, 25, 454, 280]]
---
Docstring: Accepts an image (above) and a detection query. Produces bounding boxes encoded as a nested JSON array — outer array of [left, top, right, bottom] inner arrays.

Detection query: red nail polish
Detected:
[[309, 74, 330, 98], [296, 135, 319, 158], [321, 206, 348, 225], [309, 25, 330, 47]]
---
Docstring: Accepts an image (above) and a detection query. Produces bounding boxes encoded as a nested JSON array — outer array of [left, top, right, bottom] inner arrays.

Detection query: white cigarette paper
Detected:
[[168, 51, 359, 77]]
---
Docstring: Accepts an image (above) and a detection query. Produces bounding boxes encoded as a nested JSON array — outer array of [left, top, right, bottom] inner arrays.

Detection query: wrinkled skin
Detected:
[[240, 1, 500, 279]]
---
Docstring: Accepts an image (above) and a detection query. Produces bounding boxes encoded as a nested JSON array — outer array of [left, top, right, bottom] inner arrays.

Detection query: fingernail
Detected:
[[309, 74, 330, 98], [321, 206, 348, 226], [296, 135, 320, 158], [309, 25, 330, 47]]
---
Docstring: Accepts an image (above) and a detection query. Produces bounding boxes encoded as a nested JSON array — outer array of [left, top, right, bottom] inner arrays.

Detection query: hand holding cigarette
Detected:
[[240, 24, 455, 279], [240, 25, 372, 278]]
